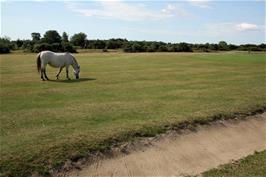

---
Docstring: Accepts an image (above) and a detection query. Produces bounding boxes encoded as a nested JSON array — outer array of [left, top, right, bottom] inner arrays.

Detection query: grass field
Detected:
[[202, 150, 266, 177], [0, 52, 265, 176]]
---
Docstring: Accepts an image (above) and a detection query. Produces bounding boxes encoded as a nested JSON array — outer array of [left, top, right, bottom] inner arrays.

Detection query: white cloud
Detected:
[[187, 0, 212, 8], [161, 4, 189, 17], [65, 1, 189, 21], [203, 22, 262, 36], [236, 23, 259, 31]]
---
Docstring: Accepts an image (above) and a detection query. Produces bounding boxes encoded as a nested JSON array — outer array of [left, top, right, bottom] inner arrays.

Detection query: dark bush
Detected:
[[22, 40, 34, 52], [33, 43, 52, 53], [123, 43, 133, 52], [0, 47, 10, 54], [62, 43, 77, 53], [51, 43, 63, 52], [250, 47, 263, 51], [33, 42, 76, 53], [0, 37, 13, 53]]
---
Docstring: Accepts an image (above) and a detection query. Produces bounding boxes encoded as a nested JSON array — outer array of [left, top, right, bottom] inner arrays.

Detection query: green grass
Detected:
[[202, 150, 266, 177], [0, 52, 265, 176]]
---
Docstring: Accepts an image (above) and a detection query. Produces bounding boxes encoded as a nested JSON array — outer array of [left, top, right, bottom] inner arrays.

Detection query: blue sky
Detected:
[[1, 0, 265, 44]]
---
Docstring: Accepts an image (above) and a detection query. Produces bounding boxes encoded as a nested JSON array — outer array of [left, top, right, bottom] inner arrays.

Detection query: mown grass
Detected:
[[0, 52, 265, 176], [202, 150, 266, 177]]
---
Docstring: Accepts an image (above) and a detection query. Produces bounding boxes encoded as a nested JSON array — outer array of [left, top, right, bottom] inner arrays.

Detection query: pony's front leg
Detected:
[[56, 67, 63, 80], [66, 66, 70, 80]]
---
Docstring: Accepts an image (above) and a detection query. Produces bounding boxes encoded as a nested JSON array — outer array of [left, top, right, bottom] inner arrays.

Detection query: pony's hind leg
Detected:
[[56, 67, 63, 80], [41, 69, 45, 81], [43, 68, 49, 80]]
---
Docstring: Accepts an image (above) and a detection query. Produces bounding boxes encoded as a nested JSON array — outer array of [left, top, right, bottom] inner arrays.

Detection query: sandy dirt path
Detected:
[[65, 113, 266, 177]]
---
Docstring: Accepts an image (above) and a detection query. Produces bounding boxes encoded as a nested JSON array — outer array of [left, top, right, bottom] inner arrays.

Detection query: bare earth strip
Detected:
[[65, 113, 266, 177]]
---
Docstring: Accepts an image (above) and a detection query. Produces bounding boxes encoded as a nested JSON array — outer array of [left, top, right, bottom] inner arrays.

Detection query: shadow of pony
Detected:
[[49, 78, 96, 83]]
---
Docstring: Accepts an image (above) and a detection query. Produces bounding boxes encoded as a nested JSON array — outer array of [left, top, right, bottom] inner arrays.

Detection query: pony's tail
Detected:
[[36, 53, 41, 73]]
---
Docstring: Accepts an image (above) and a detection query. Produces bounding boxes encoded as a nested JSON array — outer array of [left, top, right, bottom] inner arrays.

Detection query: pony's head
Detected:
[[74, 65, 80, 79]]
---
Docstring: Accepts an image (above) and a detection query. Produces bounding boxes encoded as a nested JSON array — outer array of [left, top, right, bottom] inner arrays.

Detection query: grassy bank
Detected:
[[0, 52, 265, 176], [203, 150, 266, 177]]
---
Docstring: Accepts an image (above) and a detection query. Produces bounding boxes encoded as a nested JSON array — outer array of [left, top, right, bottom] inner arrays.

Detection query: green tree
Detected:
[[42, 30, 61, 44], [210, 44, 219, 51], [70, 32, 87, 48], [22, 40, 34, 52], [0, 37, 12, 53], [131, 43, 142, 52], [62, 32, 69, 43], [178, 42, 192, 52], [218, 41, 228, 51], [16, 39, 24, 48], [158, 45, 167, 52], [31, 32, 41, 42]]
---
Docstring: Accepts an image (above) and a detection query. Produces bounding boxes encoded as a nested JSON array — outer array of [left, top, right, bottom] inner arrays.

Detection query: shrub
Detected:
[[33, 43, 76, 53], [0, 37, 13, 53], [62, 43, 77, 53], [22, 40, 34, 52], [33, 43, 52, 53], [0, 47, 10, 54]]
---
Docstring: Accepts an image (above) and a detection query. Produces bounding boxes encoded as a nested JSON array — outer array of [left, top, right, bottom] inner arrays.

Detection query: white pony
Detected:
[[37, 51, 80, 81]]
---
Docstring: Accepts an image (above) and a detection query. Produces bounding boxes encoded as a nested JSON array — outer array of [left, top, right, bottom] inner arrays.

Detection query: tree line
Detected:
[[0, 30, 265, 54]]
